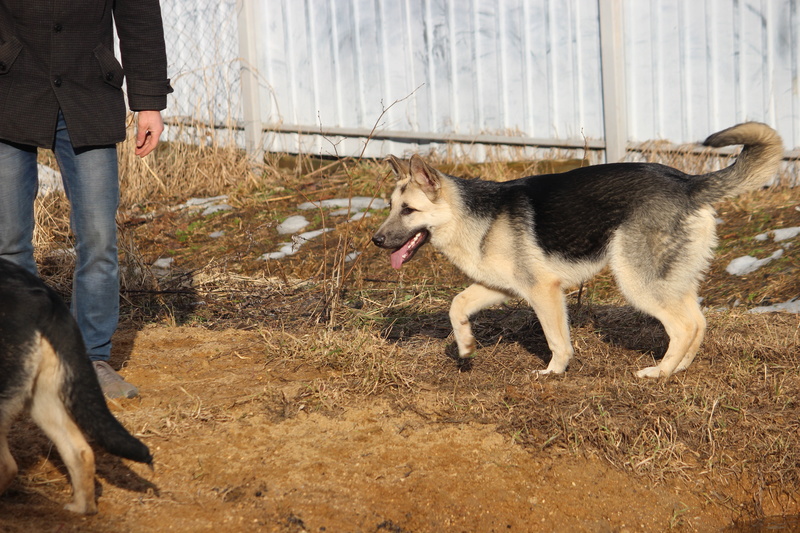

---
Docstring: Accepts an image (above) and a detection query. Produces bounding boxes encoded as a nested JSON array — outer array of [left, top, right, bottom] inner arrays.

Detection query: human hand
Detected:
[[135, 110, 165, 157]]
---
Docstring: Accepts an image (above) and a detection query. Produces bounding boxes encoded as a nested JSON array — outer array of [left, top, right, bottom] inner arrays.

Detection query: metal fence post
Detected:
[[599, 0, 628, 163], [237, 0, 264, 161]]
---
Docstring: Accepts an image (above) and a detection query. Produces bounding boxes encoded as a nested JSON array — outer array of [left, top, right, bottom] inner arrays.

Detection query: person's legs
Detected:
[[53, 111, 137, 399], [0, 140, 39, 275]]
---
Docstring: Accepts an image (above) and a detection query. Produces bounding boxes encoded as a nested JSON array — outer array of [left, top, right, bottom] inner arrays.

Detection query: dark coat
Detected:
[[0, 0, 173, 149]]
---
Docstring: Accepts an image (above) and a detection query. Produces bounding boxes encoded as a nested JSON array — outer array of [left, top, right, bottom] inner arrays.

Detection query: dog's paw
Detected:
[[64, 501, 98, 515], [534, 366, 566, 376], [455, 356, 474, 372], [635, 366, 665, 379]]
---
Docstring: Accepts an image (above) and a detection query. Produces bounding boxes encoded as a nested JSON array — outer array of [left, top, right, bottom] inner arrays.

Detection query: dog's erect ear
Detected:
[[409, 155, 441, 197], [384, 155, 409, 179]]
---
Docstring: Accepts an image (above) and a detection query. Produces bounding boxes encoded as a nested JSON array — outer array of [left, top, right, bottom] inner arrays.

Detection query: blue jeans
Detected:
[[0, 112, 120, 361]]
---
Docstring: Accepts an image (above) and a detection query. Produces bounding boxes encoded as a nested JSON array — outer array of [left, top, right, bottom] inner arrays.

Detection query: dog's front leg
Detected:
[[449, 283, 509, 358], [526, 279, 574, 374]]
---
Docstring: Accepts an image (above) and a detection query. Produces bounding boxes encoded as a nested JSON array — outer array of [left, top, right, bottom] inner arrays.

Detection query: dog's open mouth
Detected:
[[390, 230, 429, 269]]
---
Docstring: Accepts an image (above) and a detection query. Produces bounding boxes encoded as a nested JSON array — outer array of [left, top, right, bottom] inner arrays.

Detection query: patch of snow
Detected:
[[345, 252, 361, 262], [329, 206, 385, 218], [330, 207, 363, 216], [182, 195, 228, 208], [260, 243, 296, 261], [771, 227, 800, 242], [277, 215, 310, 235], [50, 247, 76, 258], [180, 196, 225, 208], [261, 196, 388, 261], [176, 195, 232, 216], [752, 227, 800, 243], [297, 228, 333, 241], [202, 203, 232, 216], [298, 197, 387, 211], [152, 257, 174, 269], [259, 228, 333, 261], [37, 164, 63, 196], [349, 211, 371, 222], [209, 231, 225, 238], [151, 257, 174, 277], [749, 298, 800, 314], [725, 249, 784, 276]]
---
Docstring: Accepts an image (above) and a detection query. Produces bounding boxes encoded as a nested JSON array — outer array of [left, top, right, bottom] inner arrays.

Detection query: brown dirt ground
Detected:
[[1, 165, 800, 532], [0, 326, 739, 533]]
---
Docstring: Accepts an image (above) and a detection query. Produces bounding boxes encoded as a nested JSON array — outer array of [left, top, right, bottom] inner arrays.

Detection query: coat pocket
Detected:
[[0, 37, 23, 75], [93, 44, 124, 89]]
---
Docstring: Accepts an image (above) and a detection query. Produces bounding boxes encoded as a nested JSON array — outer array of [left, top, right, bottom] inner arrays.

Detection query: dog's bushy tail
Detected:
[[43, 292, 153, 465], [693, 122, 784, 204]]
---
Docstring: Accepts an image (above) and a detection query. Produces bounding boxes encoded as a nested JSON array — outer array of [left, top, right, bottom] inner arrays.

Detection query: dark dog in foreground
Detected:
[[373, 122, 783, 378], [0, 258, 151, 514]]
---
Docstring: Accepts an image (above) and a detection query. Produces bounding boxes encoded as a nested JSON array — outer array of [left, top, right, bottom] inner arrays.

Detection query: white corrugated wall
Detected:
[[251, 0, 605, 159], [160, 0, 800, 161], [624, 0, 799, 148]]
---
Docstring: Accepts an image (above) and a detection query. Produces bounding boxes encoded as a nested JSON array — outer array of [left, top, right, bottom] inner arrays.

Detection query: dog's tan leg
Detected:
[[525, 279, 573, 374], [0, 425, 19, 495], [635, 294, 705, 379], [29, 338, 98, 514], [449, 283, 509, 358], [673, 294, 706, 373], [50, 422, 97, 514]]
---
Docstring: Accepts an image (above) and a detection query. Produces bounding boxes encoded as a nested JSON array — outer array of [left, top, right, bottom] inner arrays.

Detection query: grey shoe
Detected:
[[93, 361, 139, 399]]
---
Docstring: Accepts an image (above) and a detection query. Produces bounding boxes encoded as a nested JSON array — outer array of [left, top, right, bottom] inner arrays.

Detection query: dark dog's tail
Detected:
[[693, 122, 784, 204], [43, 290, 153, 465]]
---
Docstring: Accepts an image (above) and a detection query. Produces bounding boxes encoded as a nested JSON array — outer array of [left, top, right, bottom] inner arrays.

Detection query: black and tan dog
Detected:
[[373, 123, 783, 378], [0, 258, 151, 514]]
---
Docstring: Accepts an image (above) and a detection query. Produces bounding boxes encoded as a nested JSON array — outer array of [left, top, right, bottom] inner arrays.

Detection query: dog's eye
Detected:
[[400, 206, 416, 216]]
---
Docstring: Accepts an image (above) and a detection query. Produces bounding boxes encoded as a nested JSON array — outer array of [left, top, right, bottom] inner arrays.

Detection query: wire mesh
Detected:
[[160, 0, 242, 135]]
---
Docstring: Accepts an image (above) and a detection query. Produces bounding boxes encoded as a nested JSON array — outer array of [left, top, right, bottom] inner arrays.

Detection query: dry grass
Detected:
[[118, 119, 254, 206], [30, 123, 800, 518]]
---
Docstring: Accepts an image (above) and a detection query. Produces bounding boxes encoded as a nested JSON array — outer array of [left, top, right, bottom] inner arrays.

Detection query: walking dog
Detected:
[[0, 258, 152, 514], [373, 122, 783, 378]]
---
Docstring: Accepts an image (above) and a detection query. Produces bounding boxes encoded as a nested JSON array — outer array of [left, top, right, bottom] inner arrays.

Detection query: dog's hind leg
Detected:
[[0, 418, 19, 495], [673, 295, 706, 373], [525, 279, 574, 374], [612, 212, 714, 378], [633, 293, 705, 379], [29, 337, 98, 514], [449, 283, 509, 358], [32, 408, 97, 514]]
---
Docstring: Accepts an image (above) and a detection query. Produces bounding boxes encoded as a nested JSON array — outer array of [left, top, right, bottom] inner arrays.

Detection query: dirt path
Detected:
[[0, 325, 745, 532]]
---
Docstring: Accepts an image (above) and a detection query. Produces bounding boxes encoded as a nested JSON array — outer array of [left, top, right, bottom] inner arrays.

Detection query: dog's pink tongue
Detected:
[[390, 248, 407, 269], [390, 237, 419, 269]]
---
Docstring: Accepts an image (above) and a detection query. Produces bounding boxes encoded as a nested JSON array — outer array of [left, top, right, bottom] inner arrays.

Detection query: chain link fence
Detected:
[[160, 0, 243, 143]]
